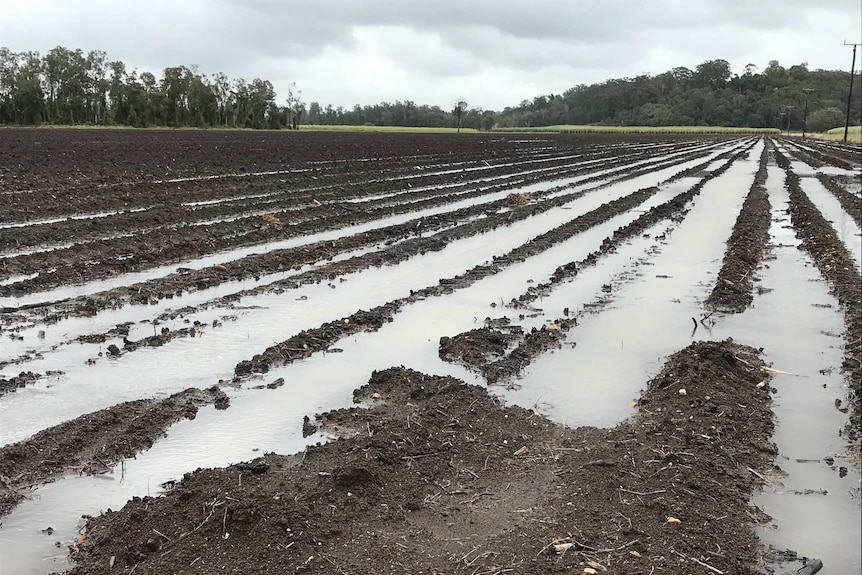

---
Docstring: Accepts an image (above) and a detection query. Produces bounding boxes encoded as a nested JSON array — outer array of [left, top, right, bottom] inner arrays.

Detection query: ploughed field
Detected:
[[0, 128, 860, 574]]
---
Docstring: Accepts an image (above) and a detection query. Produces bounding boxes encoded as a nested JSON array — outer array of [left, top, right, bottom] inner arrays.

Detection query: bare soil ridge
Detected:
[[0, 386, 229, 517], [68, 340, 777, 575], [705, 141, 772, 312], [816, 172, 862, 228], [775, 146, 862, 443]]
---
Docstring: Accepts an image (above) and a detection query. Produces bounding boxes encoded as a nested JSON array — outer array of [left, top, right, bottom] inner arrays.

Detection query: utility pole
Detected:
[[844, 41, 860, 142], [784, 105, 795, 132], [802, 88, 814, 138]]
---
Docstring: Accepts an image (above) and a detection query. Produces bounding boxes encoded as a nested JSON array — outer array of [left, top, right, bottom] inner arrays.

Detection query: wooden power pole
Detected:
[[844, 41, 860, 143]]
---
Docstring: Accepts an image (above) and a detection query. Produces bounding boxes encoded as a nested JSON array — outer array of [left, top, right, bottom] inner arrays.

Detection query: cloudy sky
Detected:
[[1, 0, 860, 110]]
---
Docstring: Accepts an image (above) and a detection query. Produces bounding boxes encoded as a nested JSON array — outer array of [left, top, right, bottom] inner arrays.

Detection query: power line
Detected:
[[802, 88, 814, 138], [843, 41, 860, 143]]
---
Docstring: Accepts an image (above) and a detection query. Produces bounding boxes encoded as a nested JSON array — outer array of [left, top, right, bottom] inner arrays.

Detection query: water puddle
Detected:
[[0, 160, 701, 444], [794, 165, 862, 272], [0, 171, 723, 575], [503, 143, 762, 426], [714, 167, 861, 572]]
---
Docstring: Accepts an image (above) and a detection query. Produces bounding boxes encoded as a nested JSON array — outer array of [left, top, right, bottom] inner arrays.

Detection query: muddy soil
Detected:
[[775, 147, 862, 443], [3, 140, 730, 331], [231, 148, 752, 385], [705, 142, 771, 312], [67, 340, 778, 575], [1, 130, 724, 301], [782, 138, 856, 171], [0, 370, 41, 397], [816, 173, 862, 228], [438, 320, 523, 372], [0, 387, 228, 517]]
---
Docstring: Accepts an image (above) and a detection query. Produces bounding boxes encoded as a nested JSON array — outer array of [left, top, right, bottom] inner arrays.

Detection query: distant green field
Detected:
[[821, 125, 862, 143], [300, 124, 479, 134], [493, 125, 780, 134]]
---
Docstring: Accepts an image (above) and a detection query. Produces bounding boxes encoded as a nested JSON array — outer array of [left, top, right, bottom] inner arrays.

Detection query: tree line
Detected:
[[495, 59, 861, 132], [0, 47, 859, 132], [0, 47, 304, 129]]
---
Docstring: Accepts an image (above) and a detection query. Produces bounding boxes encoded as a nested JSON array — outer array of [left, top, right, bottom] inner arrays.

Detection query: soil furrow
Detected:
[[775, 146, 862, 444], [816, 172, 862, 228], [232, 186, 660, 377], [0, 386, 229, 517], [705, 141, 772, 312], [780, 138, 855, 171], [439, 143, 756, 383], [3, 141, 738, 324], [0, 142, 721, 291], [67, 340, 776, 575], [511, 140, 756, 308]]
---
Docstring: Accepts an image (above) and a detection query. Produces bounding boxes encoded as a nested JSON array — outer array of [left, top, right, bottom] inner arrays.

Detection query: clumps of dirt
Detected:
[[506, 191, 530, 206], [438, 318, 523, 372], [483, 318, 577, 384], [0, 370, 41, 397], [776, 146, 862, 445], [0, 386, 229, 518], [705, 142, 771, 312], [785, 141, 853, 171], [230, 185, 664, 380], [514, 144, 753, 308], [76, 322, 132, 344], [234, 304, 400, 377], [68, 340, 777, 575], [816, 173, 862, 228], [438, 316, 582, 385]]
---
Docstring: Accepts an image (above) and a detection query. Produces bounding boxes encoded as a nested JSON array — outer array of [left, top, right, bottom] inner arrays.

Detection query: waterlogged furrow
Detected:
[[816, 173, 862, 228], [0, 141, 707, 291], [782, 138, 860, 170], [0, 141, 760, 574], [0, 151, 730, 444], [774, 146, 862, 443], [502, 140, 764, 426], [0, 152, 740, 539], [714, 166, 861, 573], [705, 140, 771, 312], [0, 235, 439, 367], [2, 139, 745, 315]]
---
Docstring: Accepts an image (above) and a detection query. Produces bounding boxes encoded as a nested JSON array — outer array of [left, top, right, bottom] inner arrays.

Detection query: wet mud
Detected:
[[816, 173, 862, 228], [68, 340, 776, 575], [775, 147, 862, 443], [705, 141, 772, 312], [0, 387, 228, 517]]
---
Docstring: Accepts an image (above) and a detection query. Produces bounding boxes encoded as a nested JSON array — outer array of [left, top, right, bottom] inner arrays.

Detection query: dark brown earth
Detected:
[[816, 172, 862, 228], [67, 340, 780, 575], [774, 146, 862, 444], [705, 140, 772, 313], [0, 132, 855, 574], [0, 370, 41, 397], [1, 129, 726, 309], [0, 387, 228, 517]]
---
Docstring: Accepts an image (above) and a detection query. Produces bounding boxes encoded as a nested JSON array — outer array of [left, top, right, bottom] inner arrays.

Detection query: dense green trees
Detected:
[[495, 59, 861, 131], [0, 47, 858, 132], [0, 47, 295, 129]]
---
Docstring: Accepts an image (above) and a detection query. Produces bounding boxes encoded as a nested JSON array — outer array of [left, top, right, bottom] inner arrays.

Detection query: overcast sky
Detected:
[[1, 0, 860, 110]]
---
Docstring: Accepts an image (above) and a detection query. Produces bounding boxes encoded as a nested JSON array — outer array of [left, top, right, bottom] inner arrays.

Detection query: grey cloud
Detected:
[[0, 0, 859, 109]]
